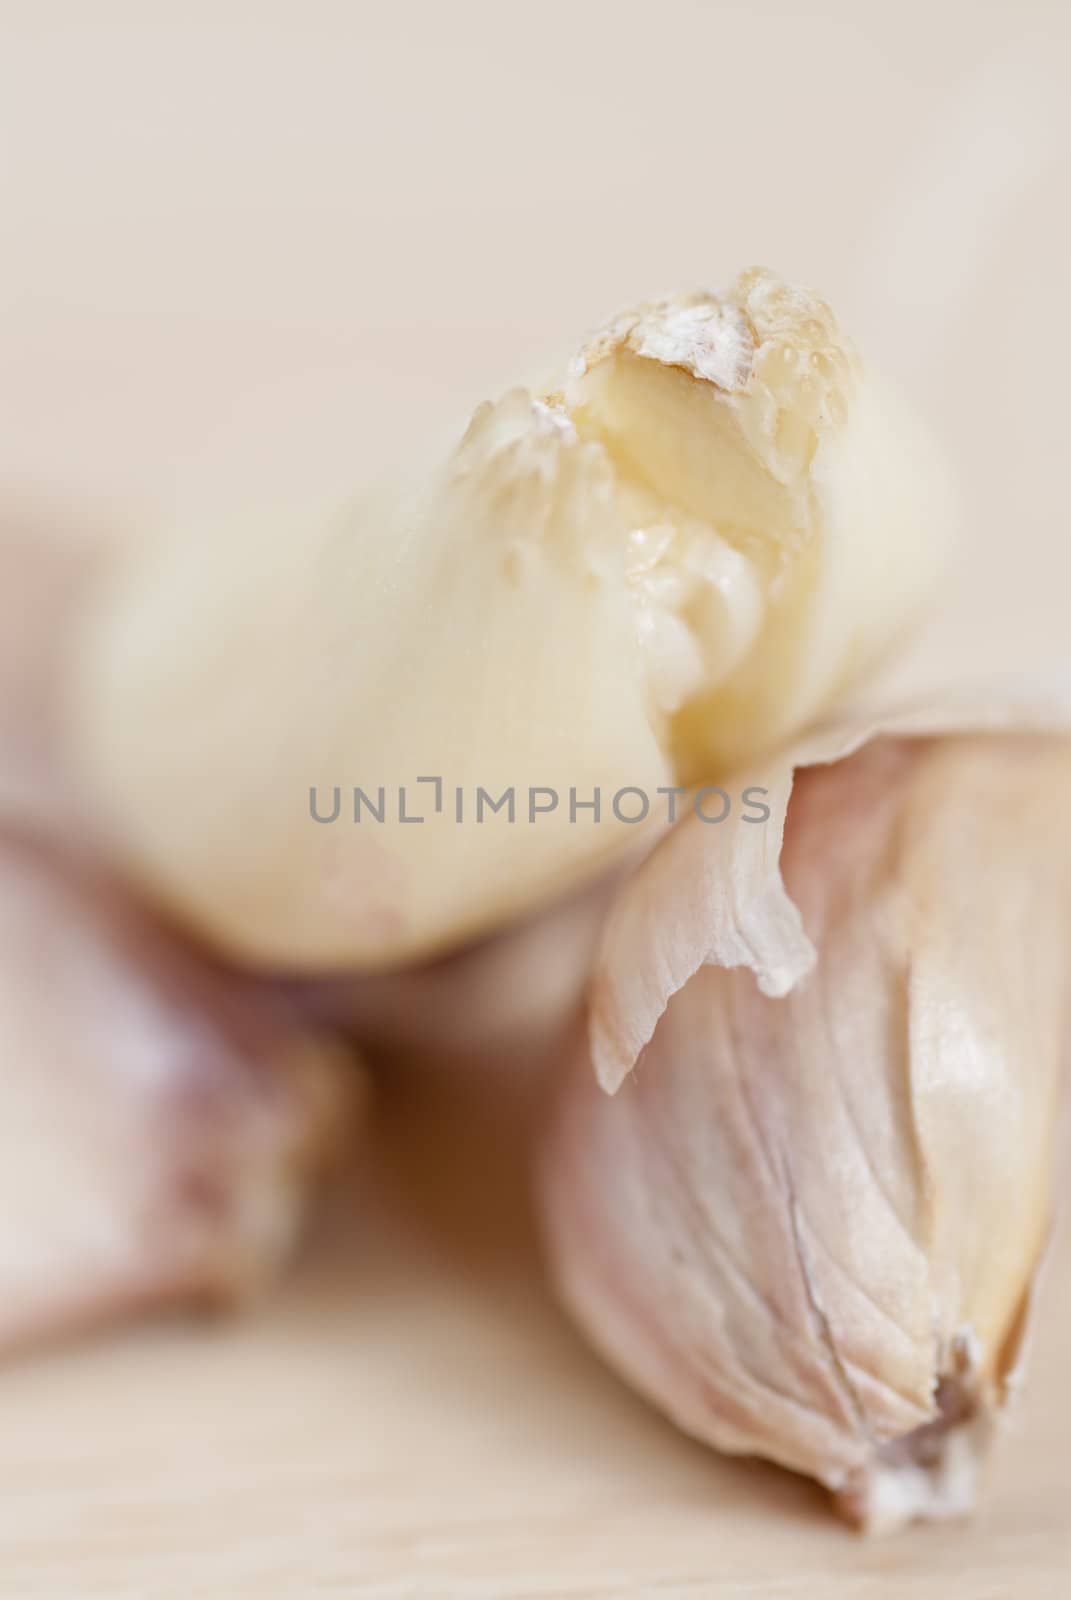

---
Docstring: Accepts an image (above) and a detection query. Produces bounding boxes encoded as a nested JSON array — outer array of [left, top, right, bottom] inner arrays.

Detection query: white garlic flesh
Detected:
[[73, 270, 953, 969]]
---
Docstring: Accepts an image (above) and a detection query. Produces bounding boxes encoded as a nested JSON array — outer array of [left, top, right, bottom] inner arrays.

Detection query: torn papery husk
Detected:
[[591, 676, 1071, 1094]]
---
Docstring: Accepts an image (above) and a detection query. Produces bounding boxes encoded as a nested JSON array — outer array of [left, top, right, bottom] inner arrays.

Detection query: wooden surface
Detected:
[[0, 1059, 1067, 1598]]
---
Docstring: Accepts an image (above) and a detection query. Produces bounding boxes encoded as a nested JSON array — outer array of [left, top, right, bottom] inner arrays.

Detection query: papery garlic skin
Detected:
[[0, 831, 355, 1355], [73, 270, 952, 970], [540, 736, 1071, 1531]]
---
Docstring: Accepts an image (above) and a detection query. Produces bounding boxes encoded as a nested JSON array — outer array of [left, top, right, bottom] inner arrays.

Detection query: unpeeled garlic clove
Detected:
[[0, 507, 112, 841], [539, 734, 1071, 1531], [72, 270, 953, 971], [0, 829, 357, 1355]]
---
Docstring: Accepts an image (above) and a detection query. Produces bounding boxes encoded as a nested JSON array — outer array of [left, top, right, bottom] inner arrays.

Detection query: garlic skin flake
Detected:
[[541, 735, 1071, 1531], [73, 270, 952, 970]]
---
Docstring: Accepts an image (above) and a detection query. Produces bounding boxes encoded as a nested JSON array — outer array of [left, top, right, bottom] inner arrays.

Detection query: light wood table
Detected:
[[0, 1058, 1066, 1598]]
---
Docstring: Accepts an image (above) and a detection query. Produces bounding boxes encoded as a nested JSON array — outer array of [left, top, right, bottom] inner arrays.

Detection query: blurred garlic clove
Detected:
[[0, 830, 357, 1356], [72, 269, 952, 972], [540, 734, 1071, 1532], [296, 870, 617, 1068], [0, 506, 113, 840]]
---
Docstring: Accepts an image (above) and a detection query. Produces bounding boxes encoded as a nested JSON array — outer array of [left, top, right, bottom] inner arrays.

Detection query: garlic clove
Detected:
[[562, 270, 955, 781], [296, 869, 617, 1067], [0, 507, 112, 841], [0, 831, 356, 1355], [541, 733, 1071, 1531], [72, 271, 953, 971], [76, 393, 670, 969]]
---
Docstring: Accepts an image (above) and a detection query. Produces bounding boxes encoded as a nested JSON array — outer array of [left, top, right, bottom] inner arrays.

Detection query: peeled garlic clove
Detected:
[[540, 735, 1071, 1531], [72, 270, 952, 971], [562, 272, 953, 780], [0, 831, 355, 1355]]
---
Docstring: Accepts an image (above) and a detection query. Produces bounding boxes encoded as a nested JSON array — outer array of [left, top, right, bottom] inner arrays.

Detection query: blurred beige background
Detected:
[[2, 3, 1070, 1595], [2, 1, 1069, 677]]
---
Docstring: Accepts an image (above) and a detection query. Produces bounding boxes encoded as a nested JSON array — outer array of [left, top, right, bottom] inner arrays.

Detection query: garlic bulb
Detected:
[[540, 734, 1071, 1532], [0, 830, 355, 1354], [73, 269, 952, 970]]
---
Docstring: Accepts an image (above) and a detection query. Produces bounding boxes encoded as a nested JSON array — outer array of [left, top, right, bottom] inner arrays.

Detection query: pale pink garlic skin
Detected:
[[540, 736, 1071, 1531], [0, 829, 355, 1356], [0, 507, 111, 841]]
